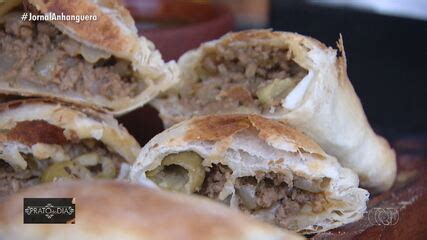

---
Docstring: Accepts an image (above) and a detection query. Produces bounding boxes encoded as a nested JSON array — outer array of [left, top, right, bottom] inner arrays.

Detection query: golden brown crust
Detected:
[[248, 115, 325, 155], [336, 34, 349, 88], [221, 29, 328, 51], [225, 29, 284, 42], [0, 181, 298, 239], [28, 0, 137, 55], [0, 98, 107, 118], [185, 114, 326, 157], [0, 90, 112, 114], [185, 115, 251, 142], [0, 98, 141, 164], [6, 120, 68, 146]]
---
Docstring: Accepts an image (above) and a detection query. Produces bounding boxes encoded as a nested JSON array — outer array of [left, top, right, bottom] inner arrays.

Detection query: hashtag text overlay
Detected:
[[21, 12, 98, 23]]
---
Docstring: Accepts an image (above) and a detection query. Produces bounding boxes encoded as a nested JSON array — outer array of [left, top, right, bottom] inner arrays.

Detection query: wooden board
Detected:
[[119, 106, 427, 240], [314, 136, 427, 239]]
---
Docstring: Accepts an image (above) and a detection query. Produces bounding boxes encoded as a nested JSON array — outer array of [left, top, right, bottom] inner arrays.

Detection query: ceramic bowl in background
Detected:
[[123, 0, 234, 61]]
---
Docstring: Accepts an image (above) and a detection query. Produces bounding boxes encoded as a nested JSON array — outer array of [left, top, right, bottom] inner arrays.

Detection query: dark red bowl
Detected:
[[124, 0, 234, 61]]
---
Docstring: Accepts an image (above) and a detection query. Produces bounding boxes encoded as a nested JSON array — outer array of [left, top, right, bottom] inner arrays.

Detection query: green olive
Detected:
[[41, 161, 78, 183], [147, 165, 190, 192], [41, 160, 91, 183], [256, 78, 297, 106], [146, 151, 205, 194]]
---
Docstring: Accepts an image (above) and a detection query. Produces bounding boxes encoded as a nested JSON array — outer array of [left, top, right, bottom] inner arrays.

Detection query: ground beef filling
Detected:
[[236, 174, 328, 224], [198, 163, 232, 198], [0, 139, 125, 197], [0, 160, 38, 198], [199, 164, 327, 226], [179, 44, 308, 115], [0, 12, 140, 100]]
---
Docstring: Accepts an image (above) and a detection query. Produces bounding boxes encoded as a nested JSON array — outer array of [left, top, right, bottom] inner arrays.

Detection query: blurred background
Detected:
[[120, 0, 427, 144]]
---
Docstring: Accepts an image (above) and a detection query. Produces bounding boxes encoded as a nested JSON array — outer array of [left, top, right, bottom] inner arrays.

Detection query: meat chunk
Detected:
[[0, 160, 39, 198], [255, 179, 289, 208], [198, 166, 327, 228], [198, 164, 232, 198]]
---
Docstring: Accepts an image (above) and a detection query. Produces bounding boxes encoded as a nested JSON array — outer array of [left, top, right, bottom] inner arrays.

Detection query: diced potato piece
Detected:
[[147, 151, 206, 194], [1, 144, 27, 170], [34, 51, 61, 80], [80, 45, 111, 63], [256, 78, 297, 106], [294, 177, 331, 193], [74, 152, 99, 166], [236, 185, 258, 210], [31, 143, 69, 162]]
